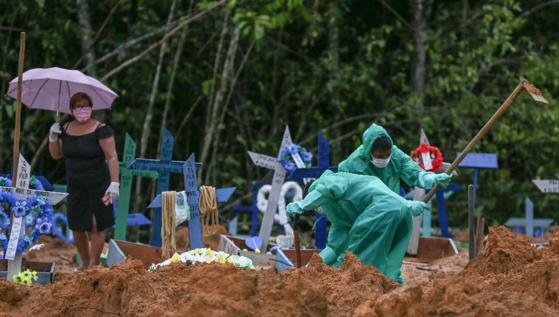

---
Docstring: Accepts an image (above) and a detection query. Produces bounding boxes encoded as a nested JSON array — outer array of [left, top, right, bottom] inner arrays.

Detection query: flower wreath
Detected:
[[0, 176, 55, 256], [279, 144, 313, 173], [411, 144, 443, 172]]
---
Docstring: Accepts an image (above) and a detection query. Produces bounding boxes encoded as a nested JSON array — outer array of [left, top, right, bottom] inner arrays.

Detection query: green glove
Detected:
[[286, 202, 304, 222], [419, 172, 452, 189], [434, 173, 452, 188], [408, 200, 428, 216]]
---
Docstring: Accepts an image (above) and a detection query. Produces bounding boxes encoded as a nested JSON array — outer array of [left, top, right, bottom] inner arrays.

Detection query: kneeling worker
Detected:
[[286, 170, 429, 284]]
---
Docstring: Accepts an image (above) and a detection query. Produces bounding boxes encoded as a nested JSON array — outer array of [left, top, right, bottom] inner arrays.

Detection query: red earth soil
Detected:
[[1, 226, 557, 317], [0, 253, 397, 317]]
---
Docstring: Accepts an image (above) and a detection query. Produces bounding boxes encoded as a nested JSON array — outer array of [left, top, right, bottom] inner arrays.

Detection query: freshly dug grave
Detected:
[[0, 253, 398, 317], [356, 226, 559, 317], [2, 226, 557, 317]]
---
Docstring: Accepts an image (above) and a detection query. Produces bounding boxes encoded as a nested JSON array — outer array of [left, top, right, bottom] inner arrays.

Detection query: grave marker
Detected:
[[248, 126, 292, 249], [127, 129, 201, 246], [147, 154, 235, 249], [533, 179, 559, 193], [2, 154, 67, 280], [115, 133, 158, 241], [458, 152, 498, 213]]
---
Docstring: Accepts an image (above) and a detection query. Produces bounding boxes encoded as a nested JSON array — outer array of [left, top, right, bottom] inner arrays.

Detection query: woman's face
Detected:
[[71, 99, 92, 122]]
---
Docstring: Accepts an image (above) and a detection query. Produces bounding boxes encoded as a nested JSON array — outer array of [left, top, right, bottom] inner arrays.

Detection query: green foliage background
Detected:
[[1, 0, 558, 234]]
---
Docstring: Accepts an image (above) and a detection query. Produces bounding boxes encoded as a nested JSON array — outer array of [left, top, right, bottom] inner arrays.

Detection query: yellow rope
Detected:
[[161, 191, 177, 258], [199, 185, 218, 234]]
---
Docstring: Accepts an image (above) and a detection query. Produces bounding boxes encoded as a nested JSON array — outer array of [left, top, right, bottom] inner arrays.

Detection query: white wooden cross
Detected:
[[2, 154, 67, 281], [248, 126, 293, 249], [533, 180, 559, 193], [407, 129, 431, 255]]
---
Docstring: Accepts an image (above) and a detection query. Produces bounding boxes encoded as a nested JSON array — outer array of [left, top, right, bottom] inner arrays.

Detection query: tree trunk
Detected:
[[76, 0, 97, 75], [199, 13, 229, 172], [328, 3, 342, 163], [134, 0, 176, 210], [202, 26, 239, 184], [412, 0, 428, 116], [157, 0, 194, 157]]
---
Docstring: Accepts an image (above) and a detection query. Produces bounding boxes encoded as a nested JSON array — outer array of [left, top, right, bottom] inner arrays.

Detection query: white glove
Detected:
[[49, 122, 61, 143], [105, 182, 120, 204]]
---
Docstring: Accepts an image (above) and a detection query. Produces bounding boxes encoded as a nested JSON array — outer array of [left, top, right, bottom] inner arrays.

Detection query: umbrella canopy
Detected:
[[6, 67, 118, 114]]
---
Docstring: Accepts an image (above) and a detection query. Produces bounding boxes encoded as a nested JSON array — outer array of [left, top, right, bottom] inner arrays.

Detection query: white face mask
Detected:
[[371, 154, 391, 168]]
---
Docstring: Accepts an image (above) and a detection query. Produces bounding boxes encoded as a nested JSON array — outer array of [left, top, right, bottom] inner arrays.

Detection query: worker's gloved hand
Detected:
[[419, 172, 452, 189], [434, 173, 452, 188], [49, 122, 61, 143], [286, 202, 304, 222], [408, 200, 428, 216]]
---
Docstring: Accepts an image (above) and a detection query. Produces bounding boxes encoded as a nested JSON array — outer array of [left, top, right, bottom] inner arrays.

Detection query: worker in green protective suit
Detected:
[[338, 123, 452, 193], [286, 170, 429, 284]]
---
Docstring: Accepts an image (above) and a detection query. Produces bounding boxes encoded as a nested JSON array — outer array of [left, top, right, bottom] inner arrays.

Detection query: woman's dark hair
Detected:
[[59, 92, 94, 126], [372, 136, 392, 151], [69, 92, 93, 109]]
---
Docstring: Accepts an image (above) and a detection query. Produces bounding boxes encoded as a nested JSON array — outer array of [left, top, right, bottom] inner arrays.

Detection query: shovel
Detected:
[[422, 78, 549, 202]]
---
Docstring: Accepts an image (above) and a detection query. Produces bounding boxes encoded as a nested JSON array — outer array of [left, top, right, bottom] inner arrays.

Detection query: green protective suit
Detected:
[[338, 123, 446, 193], [286, 170, 427, 284]]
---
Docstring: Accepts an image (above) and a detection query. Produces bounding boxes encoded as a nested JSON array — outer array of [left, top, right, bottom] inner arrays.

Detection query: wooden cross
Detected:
[[127, 129, 200, 246], [533, 179, 559, 194], [147, 153, 236, 249], [248, 126, 293, 249], [2, 154, 67, 281], [114, 133, 158, 241]]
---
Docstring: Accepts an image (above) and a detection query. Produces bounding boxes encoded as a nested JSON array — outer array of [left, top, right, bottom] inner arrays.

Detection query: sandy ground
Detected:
[[1, 226, 557, 316]]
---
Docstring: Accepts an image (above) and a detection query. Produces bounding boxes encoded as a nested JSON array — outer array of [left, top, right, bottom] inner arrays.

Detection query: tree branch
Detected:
[[519, 0, 559, 19], [101, 0, 226, 81], [378, 0, 414, 30], [73, 0, 122, 69]]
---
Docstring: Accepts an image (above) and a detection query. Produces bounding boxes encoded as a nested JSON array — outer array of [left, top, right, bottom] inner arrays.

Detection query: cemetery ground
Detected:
[[0, 226, 557, 317]]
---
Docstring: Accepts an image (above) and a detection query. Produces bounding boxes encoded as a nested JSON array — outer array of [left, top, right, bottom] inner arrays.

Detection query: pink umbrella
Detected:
[[6, 67, 118, 114]]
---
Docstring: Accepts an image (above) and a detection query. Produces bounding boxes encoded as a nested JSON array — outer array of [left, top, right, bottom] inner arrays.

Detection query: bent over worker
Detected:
[[338, 123, 452, 193], [286, 170, 429, 284]]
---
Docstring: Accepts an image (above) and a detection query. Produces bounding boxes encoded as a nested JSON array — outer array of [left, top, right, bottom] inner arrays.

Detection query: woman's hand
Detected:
[[102, 182, 120, 205], [102, 194, 111, 206]]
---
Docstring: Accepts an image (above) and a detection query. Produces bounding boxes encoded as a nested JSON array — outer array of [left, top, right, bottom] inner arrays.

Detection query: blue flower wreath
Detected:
[[0, 176, 56, 256], [279, 144, 313, 173]]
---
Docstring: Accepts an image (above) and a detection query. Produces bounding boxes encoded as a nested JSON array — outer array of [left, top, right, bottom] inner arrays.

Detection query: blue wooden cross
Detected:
[[230, 182, 264, 236], [458, 152, 498, 216], [506, 191, 554, 237], [147, 153, 236, 249], [288, 131, 337, 249], [127, 129, 201, 246]]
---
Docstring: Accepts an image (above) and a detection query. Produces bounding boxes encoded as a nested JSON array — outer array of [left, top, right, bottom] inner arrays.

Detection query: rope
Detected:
[[161, 191, 177, 258], [199, 185, 218, 234]]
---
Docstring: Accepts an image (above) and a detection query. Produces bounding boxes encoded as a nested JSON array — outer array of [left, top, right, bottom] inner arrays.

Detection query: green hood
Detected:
[[360, 124, 393, 160], [338, 123, 426, 193]]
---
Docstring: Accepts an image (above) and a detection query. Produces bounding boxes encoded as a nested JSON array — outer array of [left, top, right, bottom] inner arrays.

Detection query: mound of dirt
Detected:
[[23, 235, 78, 273], [0, 253, 397, 317], [358, 226, 559, 317], [4, 226, 558, 317]]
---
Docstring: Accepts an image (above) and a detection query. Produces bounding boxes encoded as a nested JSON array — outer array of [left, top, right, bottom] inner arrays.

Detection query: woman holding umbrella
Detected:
[[7, 67, 120, 269], [48, 92, 119, 269]]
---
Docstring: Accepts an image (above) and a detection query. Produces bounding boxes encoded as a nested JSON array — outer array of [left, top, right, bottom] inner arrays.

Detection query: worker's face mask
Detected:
[[371, 154, 391, 168]]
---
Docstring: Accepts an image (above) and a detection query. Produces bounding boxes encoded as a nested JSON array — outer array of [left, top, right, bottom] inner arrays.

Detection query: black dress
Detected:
[[61, 123, 115, 231]]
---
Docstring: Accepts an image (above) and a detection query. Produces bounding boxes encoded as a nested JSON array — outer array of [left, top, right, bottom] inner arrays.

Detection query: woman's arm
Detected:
[[99, 136, 119, 182], [48, 139, 64, 160]]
